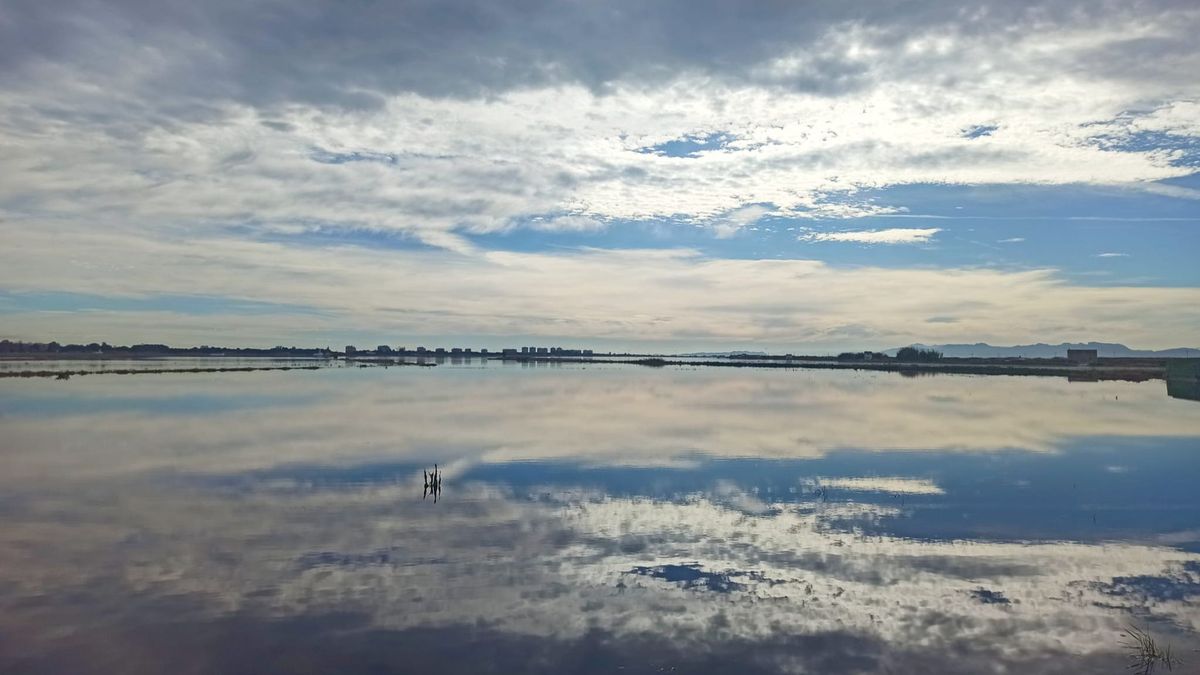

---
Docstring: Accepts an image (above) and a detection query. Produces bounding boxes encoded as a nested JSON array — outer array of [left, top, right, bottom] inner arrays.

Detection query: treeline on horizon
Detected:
[[836, 346, 944, 362], [5, 340, 950, 361], [0, 340, 333, 357]]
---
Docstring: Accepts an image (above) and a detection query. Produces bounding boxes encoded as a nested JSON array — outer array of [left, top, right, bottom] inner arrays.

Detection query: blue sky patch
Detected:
[[1090, 130, 1200, 167], [636, 132, 737, 158], [962, 124, 998, 139], [309, 147, 399, 165], [466, 181, 1200, 287]]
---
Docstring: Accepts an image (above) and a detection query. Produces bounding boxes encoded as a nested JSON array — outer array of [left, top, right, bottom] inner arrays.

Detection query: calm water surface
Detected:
[[1, 362, 1198, 674]]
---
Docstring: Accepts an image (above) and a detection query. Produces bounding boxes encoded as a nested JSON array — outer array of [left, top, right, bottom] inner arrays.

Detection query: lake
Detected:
[[1, 361, 1198, 674]]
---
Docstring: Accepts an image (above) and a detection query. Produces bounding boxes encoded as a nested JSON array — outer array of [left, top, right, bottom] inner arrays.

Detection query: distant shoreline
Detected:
[[0, 354, 1189, 383], [0, 359, 433, 379], [0, 364, 326, 379], [503, 356, 1170, 381]]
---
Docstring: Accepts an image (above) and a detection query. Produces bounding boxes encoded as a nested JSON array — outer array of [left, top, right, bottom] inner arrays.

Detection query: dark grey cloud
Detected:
[[1, 0, 1194, 111]]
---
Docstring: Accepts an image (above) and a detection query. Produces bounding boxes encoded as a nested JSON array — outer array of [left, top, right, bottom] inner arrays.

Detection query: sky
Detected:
[[1, 0, 1198, 352]]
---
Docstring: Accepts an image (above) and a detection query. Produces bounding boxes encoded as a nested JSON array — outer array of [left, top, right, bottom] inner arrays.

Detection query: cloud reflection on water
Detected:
[[2, 365, 1198, 481], [1, 365, 1198, 673], [1, 480, 1197, 673]]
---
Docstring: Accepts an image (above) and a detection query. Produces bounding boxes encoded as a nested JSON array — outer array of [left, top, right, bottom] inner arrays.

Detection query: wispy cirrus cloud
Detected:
[[800, 228, 942, 245]]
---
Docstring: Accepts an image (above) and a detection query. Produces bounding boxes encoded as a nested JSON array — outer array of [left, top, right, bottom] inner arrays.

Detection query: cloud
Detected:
[[0, 0, 1197, 349], [6, 0, 1194, 103], [998, 237, 1026, 243], [712, 204, 773, 238], [5, 367, 1200, 483], [3, 359, 1199, 669], [0, 1, 1197, 250], [800, 228, 942, 245], [814, 477, 945, 495], [1095, 252, 1130, 257], [2, 465, 1197, 668], [1, 232, 1199, 350], [529, 215, 605, 232]]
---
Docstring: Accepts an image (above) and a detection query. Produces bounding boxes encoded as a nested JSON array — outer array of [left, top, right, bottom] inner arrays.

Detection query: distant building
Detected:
[[1165, 359, 1200, 381], [536, 347, 548, 355], [1166, 359, 1200, 402], [1067, 349, 1098, 364], [435, 347, 446, 355], [451, 348, 463, 355], [345, 345, 357, 356], [377, 345, 393, 354], [837, 351, 885, 362]]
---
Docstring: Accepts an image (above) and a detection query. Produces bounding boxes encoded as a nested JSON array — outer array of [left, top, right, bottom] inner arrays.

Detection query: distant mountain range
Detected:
[[884, 342, 1200, 358]]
